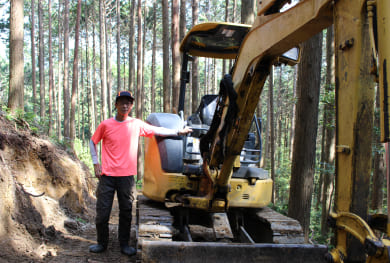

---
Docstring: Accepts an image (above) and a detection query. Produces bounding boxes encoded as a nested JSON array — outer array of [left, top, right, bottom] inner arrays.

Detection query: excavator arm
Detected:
[[191, 0, 334, 211]]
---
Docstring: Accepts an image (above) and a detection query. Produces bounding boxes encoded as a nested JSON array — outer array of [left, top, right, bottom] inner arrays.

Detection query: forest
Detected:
[[1, 0, 387, 248]]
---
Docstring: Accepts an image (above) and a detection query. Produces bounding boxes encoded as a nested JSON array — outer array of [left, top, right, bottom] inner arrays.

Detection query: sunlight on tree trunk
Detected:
[[8, 0, 24, 114], [288, 32, 323, 241]]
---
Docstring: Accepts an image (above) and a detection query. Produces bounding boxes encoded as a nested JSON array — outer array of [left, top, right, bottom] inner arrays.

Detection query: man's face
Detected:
[[115, 97, 134, 116]]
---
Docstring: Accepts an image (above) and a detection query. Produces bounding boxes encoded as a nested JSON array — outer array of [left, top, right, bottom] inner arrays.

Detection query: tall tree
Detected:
[[30, 0, 37, 114], [92, 3, 99, 126], [48, 0, 54, 136], [223, 0, 229, 75], [99, 0, 107, 120], [142, 4, 146, 116], [275, 67, 283, 167], [320, 26, 336, 235], [180, 0, 190, 116], [288, 32, 323, 241], [8, 0, 24, 113], [63, 0, 70, 139], [179, 0, 186, 41], [128, 0, 135, 93], [371, 87, 385, 211], [38, 0, 45, 119], [191, 0, 199, 113], [106, 16, 113, 116], [57, 0, 63, 140], [162, 0, 171, 113], [116, 0, 121, 91], [136, 0, 142, 118], [289, 65, 298, 160], [70, 0, 82, 147], [232, 0, 237, 23], [171, 0, 180, 112], [151, 1, 157, 113], [241, 0, 255, 24], [85, 0, 95, 134], [268, 68, 275, 203]]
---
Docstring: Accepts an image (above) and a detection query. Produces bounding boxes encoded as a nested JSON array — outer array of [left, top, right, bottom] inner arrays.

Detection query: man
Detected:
[[89, 91, 191, 256]]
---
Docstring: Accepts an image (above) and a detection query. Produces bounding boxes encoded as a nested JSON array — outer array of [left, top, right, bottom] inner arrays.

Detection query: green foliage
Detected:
[[1, 105, 40, 133], [309, 208, 332, 245], [75, 217, 87, 224], [136, 179, 143, 190], [0, 0, 9, 39], [73, 138, 94, 173]]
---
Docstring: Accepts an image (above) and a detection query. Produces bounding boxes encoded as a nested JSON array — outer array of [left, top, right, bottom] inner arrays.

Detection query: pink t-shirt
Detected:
[[91, 117, 163, 177]]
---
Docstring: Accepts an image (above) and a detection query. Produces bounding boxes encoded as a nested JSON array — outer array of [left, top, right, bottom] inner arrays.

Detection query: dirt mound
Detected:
[[0, 113, 99, 262]]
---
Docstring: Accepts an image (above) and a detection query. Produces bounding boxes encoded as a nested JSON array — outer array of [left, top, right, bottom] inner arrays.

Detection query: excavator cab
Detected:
[[185, 94, 262, 167]]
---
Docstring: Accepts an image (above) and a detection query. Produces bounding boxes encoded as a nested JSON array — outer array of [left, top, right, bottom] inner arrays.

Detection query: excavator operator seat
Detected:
[[184, 95, 218, 165], [198, 94, 218, 126], [187, 94, 218, 137]]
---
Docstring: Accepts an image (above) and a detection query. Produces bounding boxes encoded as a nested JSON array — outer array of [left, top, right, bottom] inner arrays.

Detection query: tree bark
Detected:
[[99, 0, 107, 120], [223, 0, 229, 75], [241, 0, 255, 24], [70, 0, 82, 148], [128, 0, 135, 93], [276, 67, 283, 168], [288, 32, 323, 241], [162, 0, 171, 113], [92, 5, 99, 126], [151, 2, 157, 113], [48, 0, 54, 136], [180, 0, 186, 41], [191, 0, 199, 114], [171, 0, 180, 113], [269, 68, 275, 203], [320, 26, 335, 235], [116, 0, 121, 91], [264, 81, 270, 167], [30, 0, 37, 114], [38, 0, 45, 119], [85, 0, 95, 135], [289, 65, 298, 160], [63, 0, 70, 139], [8, 0, 24, 113], [142, 4, 146, 116], [371, 87, 385, 211], [57, 0, 63, 140], [106, 18, 113, 117], [232, 0, 237, 23], [136, 0, 142, 118]]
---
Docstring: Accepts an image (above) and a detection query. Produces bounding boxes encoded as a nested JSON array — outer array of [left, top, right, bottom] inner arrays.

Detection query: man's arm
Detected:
[[153, 126, 193, 137], [89, 139, 102, 179]]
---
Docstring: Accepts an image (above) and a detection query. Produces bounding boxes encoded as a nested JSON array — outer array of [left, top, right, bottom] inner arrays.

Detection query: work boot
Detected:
[[120, 244, 136, 256], [89, 244, 107, 253]]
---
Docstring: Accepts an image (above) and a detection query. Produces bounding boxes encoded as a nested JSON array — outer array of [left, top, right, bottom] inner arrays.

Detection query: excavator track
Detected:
[[136, 195, 175, 242], [244, 207, 305, 244], [136, 195, 327, 263]]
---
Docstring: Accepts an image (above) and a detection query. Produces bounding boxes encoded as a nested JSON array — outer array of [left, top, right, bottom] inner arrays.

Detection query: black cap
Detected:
[[116, 91, 135, 102]]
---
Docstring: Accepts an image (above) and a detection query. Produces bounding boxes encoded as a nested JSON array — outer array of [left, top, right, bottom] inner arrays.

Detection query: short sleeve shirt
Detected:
[[91, 117, 160, 177]]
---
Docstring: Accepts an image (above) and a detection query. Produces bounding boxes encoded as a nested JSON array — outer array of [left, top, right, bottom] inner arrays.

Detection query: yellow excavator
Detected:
[[137, 0, 390, 262]]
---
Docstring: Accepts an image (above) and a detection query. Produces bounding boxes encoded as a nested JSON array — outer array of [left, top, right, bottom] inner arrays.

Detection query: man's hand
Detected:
[[93, 163, 102, 179], [178, 126, 193, 136]]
